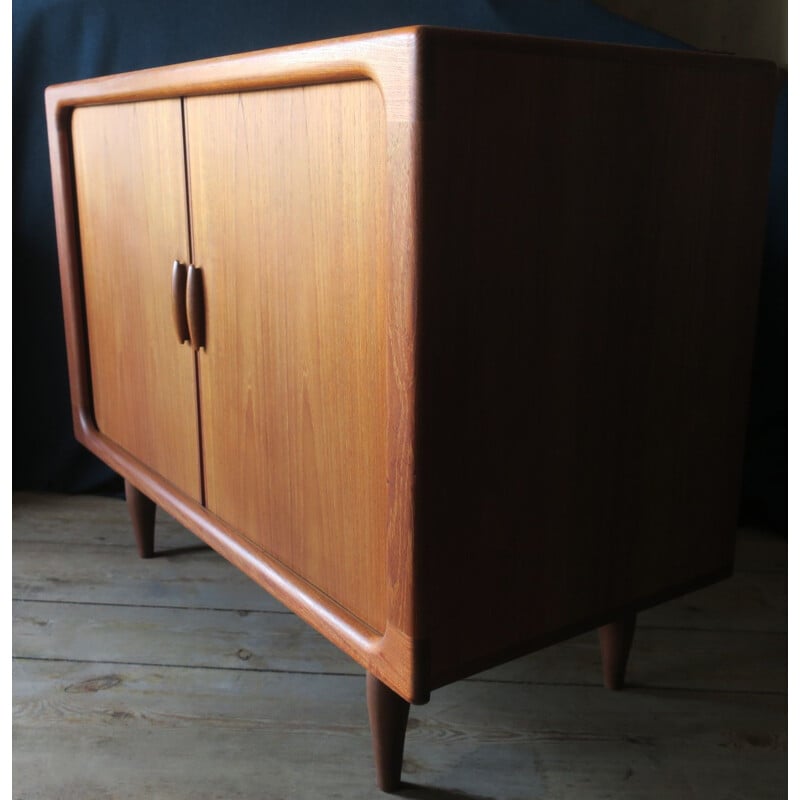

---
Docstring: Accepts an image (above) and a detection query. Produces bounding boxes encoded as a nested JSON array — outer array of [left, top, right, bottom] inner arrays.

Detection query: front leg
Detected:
[[366, 673, 410, 793], [124, 479, 156, 559]]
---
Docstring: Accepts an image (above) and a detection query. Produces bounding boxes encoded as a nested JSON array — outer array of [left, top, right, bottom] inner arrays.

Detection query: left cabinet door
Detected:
[[72, 100, 202, 501]]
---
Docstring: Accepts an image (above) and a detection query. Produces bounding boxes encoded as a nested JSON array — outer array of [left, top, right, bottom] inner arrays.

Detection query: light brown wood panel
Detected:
[[72, 101, 201, 500], [185, 81, 389, 633]]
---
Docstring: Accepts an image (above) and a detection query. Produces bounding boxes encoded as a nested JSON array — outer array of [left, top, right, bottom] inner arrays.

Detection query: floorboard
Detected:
[[12, 493, 787, 799]]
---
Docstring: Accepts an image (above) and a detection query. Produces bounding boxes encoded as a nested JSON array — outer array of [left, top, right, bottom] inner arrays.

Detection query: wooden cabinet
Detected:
[[46, 26, 777, 792]]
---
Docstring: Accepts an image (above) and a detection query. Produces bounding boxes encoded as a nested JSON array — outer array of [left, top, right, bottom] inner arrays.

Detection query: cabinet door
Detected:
[[186, 82, 389, 632], [72, 101, 202, 500]]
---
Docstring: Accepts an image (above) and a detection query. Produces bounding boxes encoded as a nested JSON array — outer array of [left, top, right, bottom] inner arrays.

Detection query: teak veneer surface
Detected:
[[48, 28, 422, 700], [72, 101, 202, 502], [46, 26, 778, 712], [414, 34, 777, 686], [186, 81, 390, 633]]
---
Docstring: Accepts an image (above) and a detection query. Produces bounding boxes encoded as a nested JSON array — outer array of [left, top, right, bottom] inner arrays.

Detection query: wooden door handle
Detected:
[[186, 264, 205, 351], [171, 260, 190, 344]]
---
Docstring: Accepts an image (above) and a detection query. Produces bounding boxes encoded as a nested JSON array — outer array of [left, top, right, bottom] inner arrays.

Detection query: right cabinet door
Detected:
[[185, 81, 390, 633]]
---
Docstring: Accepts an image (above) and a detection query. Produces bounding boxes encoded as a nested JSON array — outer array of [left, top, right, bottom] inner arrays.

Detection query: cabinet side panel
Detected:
[[417, 38, 777, 683], [187, 81, 389, 633], [72, 101, 202, 501]]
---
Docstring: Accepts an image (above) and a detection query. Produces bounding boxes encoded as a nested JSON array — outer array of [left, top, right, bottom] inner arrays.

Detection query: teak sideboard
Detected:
[[46, 26, 777, 792]]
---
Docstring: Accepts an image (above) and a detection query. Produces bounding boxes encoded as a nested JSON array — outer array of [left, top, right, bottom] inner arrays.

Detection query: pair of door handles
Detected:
[[171, 260, 205, 351]]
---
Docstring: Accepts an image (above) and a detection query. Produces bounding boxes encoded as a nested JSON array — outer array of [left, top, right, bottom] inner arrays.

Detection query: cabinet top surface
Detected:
[[45, 24, 776, 109]]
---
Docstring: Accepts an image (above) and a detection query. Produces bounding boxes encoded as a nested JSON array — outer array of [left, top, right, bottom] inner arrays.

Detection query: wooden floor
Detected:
[[12, 492, 786, 800]]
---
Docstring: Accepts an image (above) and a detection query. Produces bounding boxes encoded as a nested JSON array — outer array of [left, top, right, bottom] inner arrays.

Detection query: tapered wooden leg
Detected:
[[124, 479, 156, 559], [366, 673, 410, 793], [598, 612, 637, 690]]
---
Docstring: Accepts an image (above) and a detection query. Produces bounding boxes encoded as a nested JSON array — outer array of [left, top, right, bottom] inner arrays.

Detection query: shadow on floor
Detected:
[[397, 783, 496, 800], [152, 544, 213, 559]]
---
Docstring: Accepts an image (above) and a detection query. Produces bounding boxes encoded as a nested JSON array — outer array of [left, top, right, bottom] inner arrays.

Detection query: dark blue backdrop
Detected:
[[13, 0, 787, 530]]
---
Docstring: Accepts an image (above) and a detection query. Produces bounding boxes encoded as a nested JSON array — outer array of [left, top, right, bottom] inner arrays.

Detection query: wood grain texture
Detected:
[[185, 80, 389, 634], [11, 493, 787, 798], [185, 264, 205, 351], [124, 480, 156, 559], [413, 29, 778, 686], [71, 101, 201, 501], [170, 260, 190, 344], [13, 661, 787, 800], [46, 27, 778, 707], [599, 613, 637, 690], [13, 494, 787, 633], [46, 29, 424, 701], [366, 673, 410, 792], [13, 598, 787, 694], [12, 495, 787, 696]]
